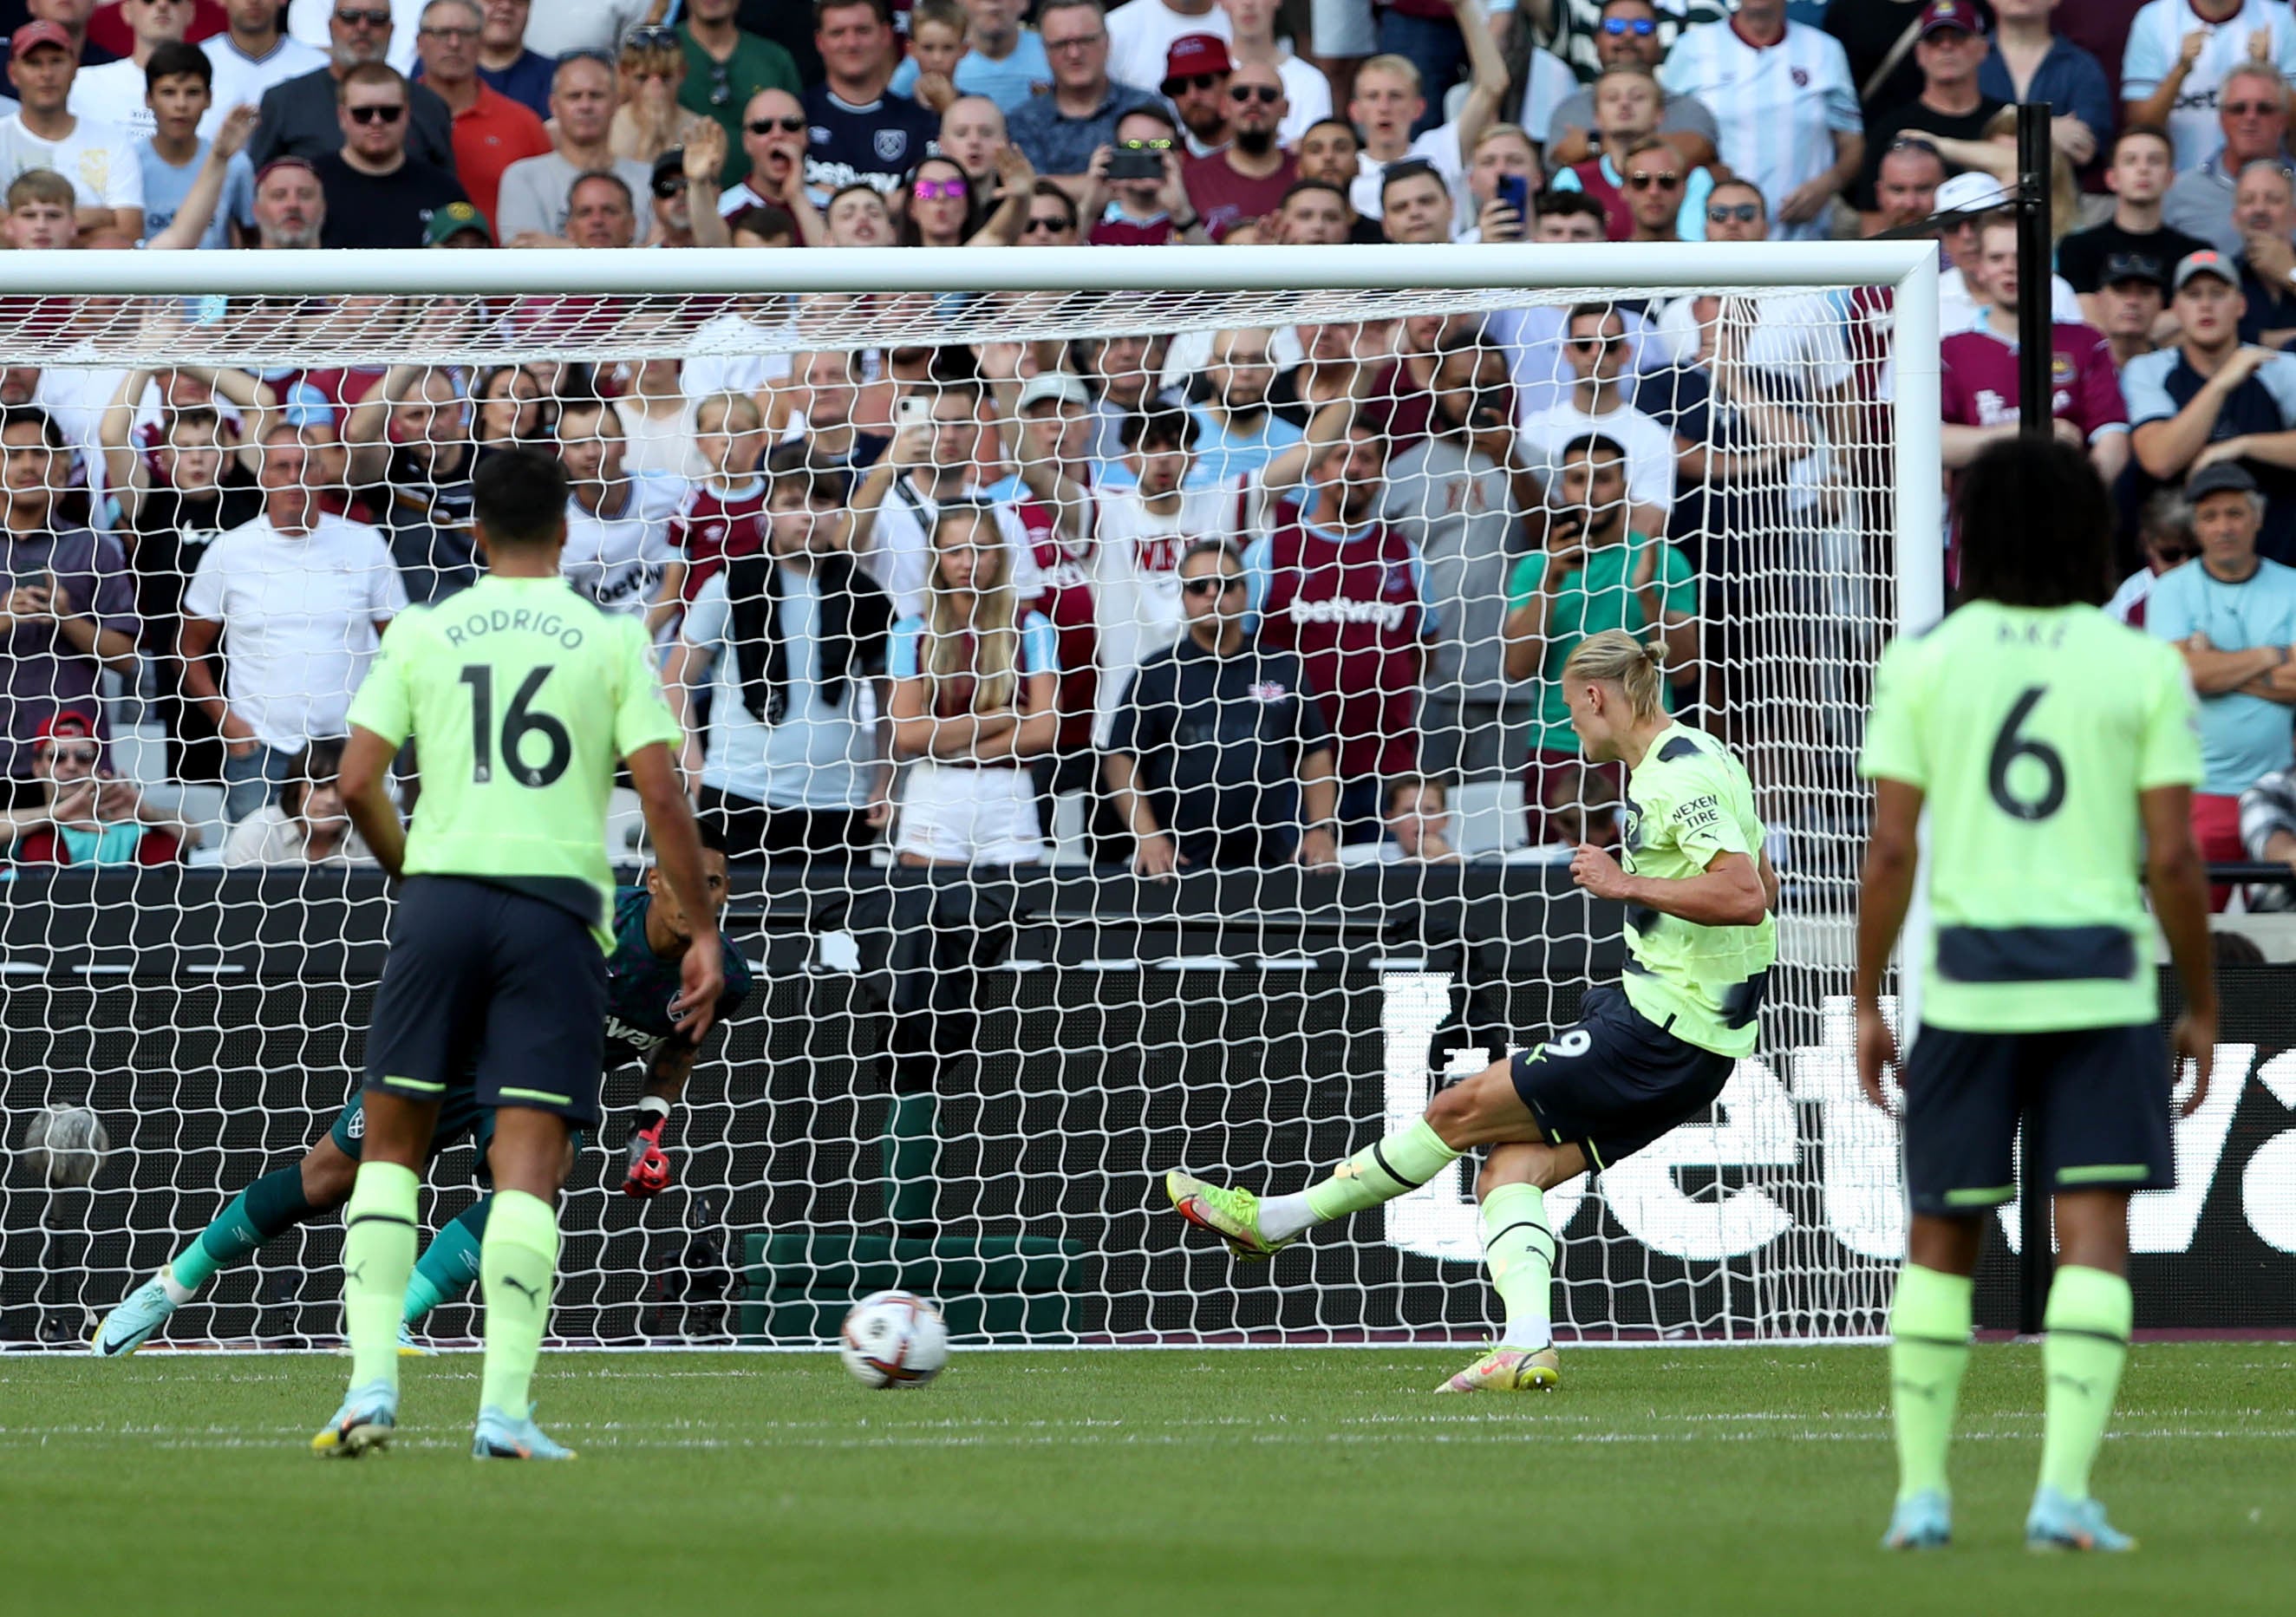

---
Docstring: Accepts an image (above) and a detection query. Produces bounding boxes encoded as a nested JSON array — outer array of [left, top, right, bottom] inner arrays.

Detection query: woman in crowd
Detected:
[[220, 739, 370, 869], [473, 364, 549, 453]]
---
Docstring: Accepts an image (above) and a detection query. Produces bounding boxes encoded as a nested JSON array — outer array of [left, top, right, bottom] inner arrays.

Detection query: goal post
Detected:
[[0, 241, 1942, 1349]]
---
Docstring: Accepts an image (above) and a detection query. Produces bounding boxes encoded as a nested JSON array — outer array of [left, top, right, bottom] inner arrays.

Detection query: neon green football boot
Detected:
[[1166, 1170, 1296, 1261], [1435, 1346, 1562, 1393]]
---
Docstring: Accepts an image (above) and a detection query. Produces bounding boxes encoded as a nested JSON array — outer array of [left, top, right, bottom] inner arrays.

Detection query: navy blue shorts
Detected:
[[1508, 984, 1736, 1170], [1901, 1020, 2175, 1217], [325, 1092, 588, 1173], [362, 876, 610, 1131]]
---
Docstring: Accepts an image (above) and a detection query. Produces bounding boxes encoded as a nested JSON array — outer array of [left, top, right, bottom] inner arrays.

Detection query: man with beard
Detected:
[[1181, 55, 1290, 238], [1294, 114, 1381, 242], [1188, 325, 1304, 486], [1160, 30, 1230, 156]]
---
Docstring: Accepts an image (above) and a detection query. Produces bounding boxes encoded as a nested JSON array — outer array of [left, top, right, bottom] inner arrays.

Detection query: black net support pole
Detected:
[[2015, 100, 2054, 1336]]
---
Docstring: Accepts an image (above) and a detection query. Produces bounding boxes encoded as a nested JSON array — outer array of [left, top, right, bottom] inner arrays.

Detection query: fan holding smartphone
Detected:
[[1084, 108, 1203, 246]]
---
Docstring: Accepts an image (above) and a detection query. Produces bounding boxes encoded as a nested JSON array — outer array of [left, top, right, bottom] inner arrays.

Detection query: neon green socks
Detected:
[[341, 1161, 419, 1392], [1301, 1118, 1464, 1223], [2038, 1265, 2132, 1503], [1888, 1263, 1973, 1502], [479, 1189, 559, 1417], [1480, 1183, 1557, 1351]]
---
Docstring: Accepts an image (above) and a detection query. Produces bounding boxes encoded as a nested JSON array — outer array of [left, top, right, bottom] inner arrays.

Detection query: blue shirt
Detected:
[[1184, 404, 1304, 490], [1977, 36, 2115, 153], [891, 31, 1053, 114], [2144, 557, 2296, 796], [1005, 78, 1165, 178], [138, 139, 255, 250]]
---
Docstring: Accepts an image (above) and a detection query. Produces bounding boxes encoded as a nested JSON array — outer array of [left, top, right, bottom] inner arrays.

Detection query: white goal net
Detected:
[[0, 243, 1941, 1349]]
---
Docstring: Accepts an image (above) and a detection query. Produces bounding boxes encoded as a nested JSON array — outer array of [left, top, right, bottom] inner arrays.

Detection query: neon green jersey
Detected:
[[1858, 601, 2202, 1033], [344, 575, 681, 943], [1618, 722, 1777, 1059]]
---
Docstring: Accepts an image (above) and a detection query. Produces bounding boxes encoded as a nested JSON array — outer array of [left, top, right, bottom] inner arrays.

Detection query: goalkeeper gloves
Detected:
[[623, 1099, 674, 1198]]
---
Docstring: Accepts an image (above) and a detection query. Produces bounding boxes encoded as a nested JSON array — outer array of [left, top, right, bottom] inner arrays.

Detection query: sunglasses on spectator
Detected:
[[1601, 16, 1658, 35], [1120, 138, 1174, 152], [1707, 202, 1761, 223], [1183, 576, 1244, 597], [1168, 73, 1225, 93], [707, 62, 734, 108], [748, 115, 807, 135], [914, 178, 967, 201], [2224, 100, 2281, 116], [1626, 171, 1681, 190], [1045, 30, 1106, 53], [1024, 213, 1074, 234], [1229, 84, 1282, 104], [348, 103, 406, 123], [652, 174, 688, 199], [1569, 335, 1624, 350], [45, 742, 101, 765], [623, 24, 679, 51], [335, 7, 391, 25]]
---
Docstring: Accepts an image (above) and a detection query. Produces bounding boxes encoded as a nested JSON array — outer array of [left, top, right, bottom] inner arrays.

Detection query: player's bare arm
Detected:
[[2139, 783, 2217, 1116], [1569, 843, 1771, 928]]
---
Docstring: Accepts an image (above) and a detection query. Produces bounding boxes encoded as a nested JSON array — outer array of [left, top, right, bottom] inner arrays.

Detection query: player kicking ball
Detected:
[[91, 855, 752, 1359], [1856, 439, 2214, 1553], [311, 447, 721, 1460], [1169, 628, 1777, 1392]]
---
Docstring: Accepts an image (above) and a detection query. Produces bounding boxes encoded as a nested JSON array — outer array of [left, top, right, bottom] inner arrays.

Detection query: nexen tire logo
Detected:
[[1376, 976, 2296, 1262]]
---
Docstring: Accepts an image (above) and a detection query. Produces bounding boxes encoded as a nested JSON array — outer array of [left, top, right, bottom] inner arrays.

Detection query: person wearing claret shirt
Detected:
[[670, 392, 772, 610], [1083, 102, 1206, 242]]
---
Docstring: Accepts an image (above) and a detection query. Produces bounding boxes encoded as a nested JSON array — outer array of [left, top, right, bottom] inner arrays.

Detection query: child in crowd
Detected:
[[675, 390, 773, 603]]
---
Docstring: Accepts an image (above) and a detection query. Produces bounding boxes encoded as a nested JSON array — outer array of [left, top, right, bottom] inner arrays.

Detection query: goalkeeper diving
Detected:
[[94, 852, 753, 1359], [1169, 628, 1777, 1391]]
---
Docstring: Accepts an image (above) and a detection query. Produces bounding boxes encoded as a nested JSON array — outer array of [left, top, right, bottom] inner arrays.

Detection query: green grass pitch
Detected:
[[2, 1344, 2287, 1615]]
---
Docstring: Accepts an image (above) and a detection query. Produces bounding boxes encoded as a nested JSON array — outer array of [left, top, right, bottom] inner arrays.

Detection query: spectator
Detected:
[[1457, 121, 1534, 244], [1345, 0, 1507, 225], [783, 348, 890, 473], [649, 127, 733, 249], [68, 0, 190, 136], [507, 0, 654, 60], [1008, 0, 1164, 185], [472, 362, 543, 451], [609, 20, 712, 168], [1544, 0, 1721, 176], [665, 448, 897, 866], [1106, 0, 1230, 97], [2145, 459, 2296, 901], [1501, 433, 1693, 837], [611, 355, 702, 481], [1244, 414, 1426, 839], [2059, 125, 2212, 323], [2162, 61, 2296, 256], [676, 0, 798, 186], [205, 0, 326, 136], [179, 424, 403, 821], [897, 149, 986, 245], [1162, 30, 1231, 157], [2241, 760, 2296, 907], [250, 2, 450, 168], [1925, 167, 2088, 330], [2123, 0, 2296, 174], [1386, 330, 1538, 784], [492, 50, 650, 244], [1941, 214, 2132, 485], [1186, 326, 1306, 487], [1525, 758, 1621, 858], [2, 166, 74, 245], [665, 388, 764, 599], [1980, 0, 2112, 177], [2107, 487, 2198, 625], [1220, 0, 1327, 147], [1376, 152, 1451, 242], [136, 41, 257, 248], [1661, 0, 1861, 243], [0, 20, 143, 237], [1346, 774, 1460, 864], [245, 146, 320, 243], [845, 383, 1039, 621], [713, 83, 806, 215], [1855, 2, 2002, 220], [1081, 102, 1205, 242], [341, 362, 474, 603], [893, 0, 969, 117], [311, 59, 465, 246], [411, 0, 544, 225], [1269, 172, 1349, 243], [2098, 251, 2173, 369], [220, 735, 371, 865], [934, 90, 1008, 189], [1105, 534, 1336, 873], [2233, 160, 2296, 348], [886, 500, 1060, 867], [22, 0, 117, 69], [0, 404, 137, 806], [805, 0, 938, 199], [1518, 302, 1676, 542], [1867, 136, 1946, 236], [892, 0, 1048, 114], [1549, 64, 1712, 239], [554, 395, 685, 638], [447, 0, 550, 119], [2126, 249, 2296, 564], [287, 2, 427, 72], [1291, 113, 1382, 240], [3, 709, 192, 866]]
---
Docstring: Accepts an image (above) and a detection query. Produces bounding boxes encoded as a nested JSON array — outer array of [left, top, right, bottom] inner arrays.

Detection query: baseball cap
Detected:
[[2102, 251, 2169, 291], [2173, 249, 2237, 292], [1016, 371, 1092, 410], [32, 708, 95, 753], [1917, 1, 1982, 39], [1934, 172, 2009, 215], [10, 21, 74, 61], [1162, 34, 1232, 88], [423, 200, 492, 247], [2187, 461, 2260, 500]]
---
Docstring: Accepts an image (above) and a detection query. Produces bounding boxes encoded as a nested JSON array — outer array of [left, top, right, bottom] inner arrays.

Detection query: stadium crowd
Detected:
[[0, 0, 2293, 907]]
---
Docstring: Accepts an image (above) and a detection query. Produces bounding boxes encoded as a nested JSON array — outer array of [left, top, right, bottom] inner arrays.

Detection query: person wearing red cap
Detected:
[[1106, 0, 1228, 101], [1854, 3, 2005, 219], [1161, 31, 1230, 156], [1182, 53, 1293, 238], [1, 708, 197, 866], [0, 19, 147, 238]]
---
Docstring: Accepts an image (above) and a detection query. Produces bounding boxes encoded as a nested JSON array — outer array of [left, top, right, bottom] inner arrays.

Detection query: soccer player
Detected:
[[1167, 627, 1778, 1392], [1855, 437, 2215, 1553], [318, 447, 722, 1460], [89, 851, 753, 1358]]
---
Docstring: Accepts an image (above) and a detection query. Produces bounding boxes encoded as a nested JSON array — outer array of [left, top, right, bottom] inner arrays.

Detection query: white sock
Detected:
[[160, 1267, 196, 1305], [1501, 1320, 1553, 1352], [1257, 1192, 1316, 1243]]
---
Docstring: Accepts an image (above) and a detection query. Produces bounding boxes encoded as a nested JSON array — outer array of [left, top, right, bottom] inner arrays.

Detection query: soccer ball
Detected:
[[20, 1105, 108, 1188], [838, 1290, 949, 1389]]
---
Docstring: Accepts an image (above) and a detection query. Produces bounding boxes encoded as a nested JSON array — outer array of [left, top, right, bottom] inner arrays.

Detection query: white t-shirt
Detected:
[[861, 473, 1044, 623], [1517, 398, 1680, 518], [1938, 265, 2083, 333], [680, 568, 877, 812], [181, 512, 408, 753], [683, 307, 799, 399], [1105, 1, 1235, 99], [0, 112, 144, 213], [512, 0, 657, 58], [620, 400, 707, 481], [1273, 50, 1331, 149], [1659, 18, 1860, 244], [1350, 120, 1471, 226], [201, 32, 329, 137], [1092, 474, 1249, 732], [2123, 0, 2296, 172], [287, 0, 424, 73], [67, 59, 159, 140], [221, 802, 373, 867], [561, 473, 685, 620]]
